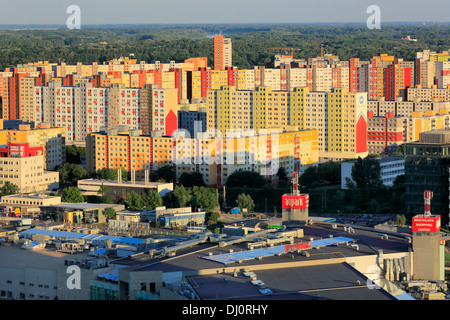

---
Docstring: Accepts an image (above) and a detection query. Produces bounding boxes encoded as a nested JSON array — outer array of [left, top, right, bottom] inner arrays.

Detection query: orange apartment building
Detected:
[[214, 35, 232, 71], [87, 126, 319, 186]]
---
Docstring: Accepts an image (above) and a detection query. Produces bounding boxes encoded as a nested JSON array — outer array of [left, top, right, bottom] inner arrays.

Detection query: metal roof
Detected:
[[202, 236, 355, 264], [19, 228, 144, 246]]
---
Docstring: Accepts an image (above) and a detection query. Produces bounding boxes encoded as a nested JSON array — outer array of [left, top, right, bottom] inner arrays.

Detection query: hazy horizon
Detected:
[[1, 1, 449, 25]]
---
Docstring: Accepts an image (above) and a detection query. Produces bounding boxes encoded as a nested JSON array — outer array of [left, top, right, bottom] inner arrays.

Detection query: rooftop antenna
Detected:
[[424, 190, 433, 217]]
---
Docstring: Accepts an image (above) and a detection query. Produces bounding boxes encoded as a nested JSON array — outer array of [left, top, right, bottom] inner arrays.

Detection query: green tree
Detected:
[[173, 185, 192, 207], [299, 166, 319, 187], [103, 207, 116, 221], [58, 163, 88, 186], [93, 168, 116, 180], [236, 193, 255, 213], [396, 214, 406, 227], [101, 195, 114, 204], [276, 167, 288, 181], [124, 191, 144, 209], [276, 167, 289, 188], [0, 182, 19, 196], [392, 144, 405, 156], [225, 170, 267, 188], [98, 185, 109, 197], [317, 161, 341, 185], [143, 190, 163, 210], [206, 211, 221, 226], [93, 167, 127, 181], [150, 165, 174, 183], [179, 172, 205, 188], [61, 186, 84, 203], [66, 145, 86, 164], [351, 157, 383, 189], [393, 174, 405, 188], [345, 177, 356, 189], [192, 186, 219, 212]]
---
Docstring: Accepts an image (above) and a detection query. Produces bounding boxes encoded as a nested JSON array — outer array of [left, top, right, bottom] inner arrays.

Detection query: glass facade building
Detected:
[[405, 130, 450, 227]]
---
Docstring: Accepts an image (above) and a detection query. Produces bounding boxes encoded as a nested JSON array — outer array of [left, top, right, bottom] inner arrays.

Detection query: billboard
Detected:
[[412, 215, 441, 233], [282, 195, 309, 209]]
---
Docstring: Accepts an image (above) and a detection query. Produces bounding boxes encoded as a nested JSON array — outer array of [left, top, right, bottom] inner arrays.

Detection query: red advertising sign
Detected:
[[412, 215, 441, 233], [282, 195, 309, 209], [284, 242, 311, 252]]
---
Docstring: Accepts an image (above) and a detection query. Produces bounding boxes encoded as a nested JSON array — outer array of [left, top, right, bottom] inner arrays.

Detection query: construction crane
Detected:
[[268, 47, 302, 58], [303, 44, 328, 58]]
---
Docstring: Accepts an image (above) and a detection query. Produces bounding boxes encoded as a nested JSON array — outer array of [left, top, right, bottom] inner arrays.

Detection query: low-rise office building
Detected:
[[77, 178, 174, 199]]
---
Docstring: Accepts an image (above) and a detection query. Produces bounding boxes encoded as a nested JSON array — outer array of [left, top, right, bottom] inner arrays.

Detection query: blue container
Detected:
[[230, 207, 241, 214]]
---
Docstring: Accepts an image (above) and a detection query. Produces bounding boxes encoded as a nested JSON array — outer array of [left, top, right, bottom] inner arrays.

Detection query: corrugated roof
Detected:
[[203, 236, 355, 264]]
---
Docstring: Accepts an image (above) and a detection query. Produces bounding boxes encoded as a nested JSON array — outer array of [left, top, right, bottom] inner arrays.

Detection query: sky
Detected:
[[0, 0, 449, 25]]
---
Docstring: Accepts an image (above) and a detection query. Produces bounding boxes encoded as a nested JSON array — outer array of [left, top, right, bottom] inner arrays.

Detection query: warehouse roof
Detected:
[[186, 262, 395, 300]]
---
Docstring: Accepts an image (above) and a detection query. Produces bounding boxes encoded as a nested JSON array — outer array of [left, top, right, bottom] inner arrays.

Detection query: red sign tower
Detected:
[[282, 172, 310, 227], [412, 190, 444, 281]]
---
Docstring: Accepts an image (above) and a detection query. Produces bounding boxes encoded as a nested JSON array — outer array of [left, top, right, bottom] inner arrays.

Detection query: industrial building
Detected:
[[2, 208, 448, 301], [77, 178, 174, 198]]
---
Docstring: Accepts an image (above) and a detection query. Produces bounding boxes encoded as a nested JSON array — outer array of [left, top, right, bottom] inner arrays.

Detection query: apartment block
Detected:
[[3, 73, 36, 122], [0, 143, 59, 193], [384, 64, 412, 101], [35, 82, 108, 144], [325, 88, 368, 160], [407, 86, 450, 102], [86, 128, 174, 179], [178, 106, 207, 139], [107, 84, 141, 131], [208, 85, 254, 135], [436, 61, 450, 89], [312, 66, 332, 92], [415, 59, 436, 89], [367, 112, 404, 154], [0, 122, 66, 170], [139, 85, 179, 136], [367, 98, 450, 118], [358, 64, 385, 100], [209, 86, 367, 161], [87, 126, 318, 187], [214, 35, 232, 70]]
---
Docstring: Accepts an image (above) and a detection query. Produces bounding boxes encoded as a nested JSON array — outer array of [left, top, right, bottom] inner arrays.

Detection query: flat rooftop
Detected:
[[0, 243, 92, 270], [108, 222, 411, 300], [51, 203, 120, 210], [186, 263, 395, 300], [78, 179, 173, 188], [1, 194, 60, 200], [113, 222, 411, 273]]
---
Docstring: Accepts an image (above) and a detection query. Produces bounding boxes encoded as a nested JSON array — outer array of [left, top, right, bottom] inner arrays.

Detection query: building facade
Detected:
[[405, 130, 450, 227]]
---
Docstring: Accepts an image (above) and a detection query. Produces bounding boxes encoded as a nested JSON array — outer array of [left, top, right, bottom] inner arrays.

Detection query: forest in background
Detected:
[[0, 23, 450, 70]]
